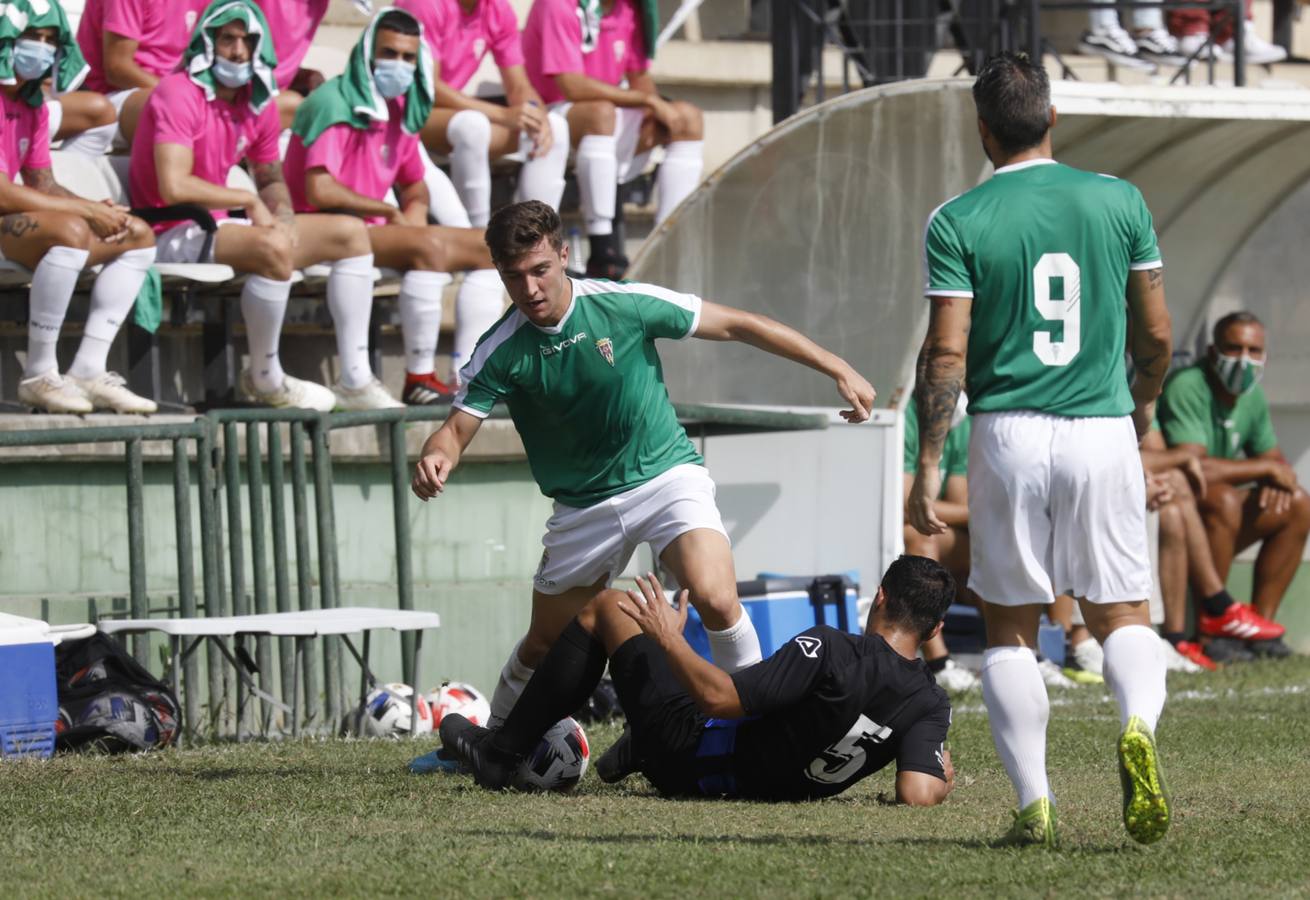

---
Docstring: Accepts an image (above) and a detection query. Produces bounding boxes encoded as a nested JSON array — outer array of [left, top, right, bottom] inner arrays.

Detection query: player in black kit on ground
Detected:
[[441, 555, 957, 804]]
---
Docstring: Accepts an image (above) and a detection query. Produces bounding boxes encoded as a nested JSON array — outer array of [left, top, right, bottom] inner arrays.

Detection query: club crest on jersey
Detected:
[[795, 635, 822, 658], [595, 338, 614, 366], [17, 137, 28, 160], [235, 135, 249, 157], [540, 331, 587, 357], [474, 38, 486, 58], [613, 39, 625, 60]]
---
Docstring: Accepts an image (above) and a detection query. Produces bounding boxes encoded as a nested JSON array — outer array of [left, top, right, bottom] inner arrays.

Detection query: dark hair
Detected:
[[485, 200, 565, 265], [376, 9, 420, 36], [972, 52, 1051, 156], [880, 555, 955, 641], [1213, 311, 1263, 344]]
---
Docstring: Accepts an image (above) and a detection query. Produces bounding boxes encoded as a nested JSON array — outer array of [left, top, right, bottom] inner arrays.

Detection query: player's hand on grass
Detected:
[[412, 451, 455, 501], [834, 367, 875, 423], [907, 468, 946, 535], [619, 573, 688, 648]]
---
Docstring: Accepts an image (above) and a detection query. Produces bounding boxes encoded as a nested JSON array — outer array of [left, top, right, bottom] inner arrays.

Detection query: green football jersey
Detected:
[[454, 278, 704, 507], [924, 159, 1162, 417], [903, 402, 971, 499], [1159, 363, 1278, 460]]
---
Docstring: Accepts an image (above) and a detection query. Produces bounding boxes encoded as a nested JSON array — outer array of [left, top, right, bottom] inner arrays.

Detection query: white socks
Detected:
[[241, 275, 291, 392], [399, 270, 450, 376], [656, 140, 704, 224], [453, 269, 505, 377], [488, 640, 536, 727], [705, 609, 763, 673], [69, 246, 156, 378], [25, 245, 89, 377], [447, 110, 493, 228], [1102, 624, 1167, 733], [515, 111, 569, 211], [327, 253, 377, 390], [982, 645, 1052, 809], [419, 144, 474, 228], [576, 134, 618, 235]]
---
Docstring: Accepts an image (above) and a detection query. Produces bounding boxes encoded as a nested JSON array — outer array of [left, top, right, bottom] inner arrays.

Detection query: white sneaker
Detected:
[[1224, 22, 1288, 65], [333, 377, 404, 411], [67, 371, 158, 414], [1161, 636, 1203, 673], [1037, 658, 1078, 689], [934, 658, 981, 693], [239, 370, 336, 412], [1178, 32, 1227, 61], [1080, 25, 1157, 70], [1134, 28, 1187, 66], [17, 370, 93, 413], [1071, 637, 1104, 677]]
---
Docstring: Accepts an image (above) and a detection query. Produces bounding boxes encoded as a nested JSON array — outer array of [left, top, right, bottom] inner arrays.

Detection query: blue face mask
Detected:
[[212, 55, 252, 88], [13, 39, 55, 81], [373, 59, 415, 99]]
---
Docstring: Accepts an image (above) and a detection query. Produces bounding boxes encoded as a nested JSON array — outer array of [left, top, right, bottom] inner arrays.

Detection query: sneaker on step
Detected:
[[933, 658, 981, 693], [1224, 22, 1288, 65], [994, 796, 1058, 848], [1178, 32, 1226, 61], [402, 371, 455, 406], [1070, 636, 1104, 676], [17, 370, 93, 414], [1134, 28, 1187, 65], [67, 371, 157, 414], [1198, 602, 1284, 641], [1161, 638, 1203, 674], [1080, 25, 1157, 70], [1037, 657, 1078, 689], [1174, 640, 1217, 671], [334, 377, 404, 411], [239, 370, 335, 412]]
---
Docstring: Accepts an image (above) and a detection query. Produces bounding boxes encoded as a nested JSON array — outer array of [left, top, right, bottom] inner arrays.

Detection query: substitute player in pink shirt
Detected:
[[67, 0, 205, 152], [522, 0, 703, 277], [396, 0, 568, 232], [0, 19, 159, 414], [285, 8, 502, 404], [131, 0, 399, 411], [259, 0, 331, 128]]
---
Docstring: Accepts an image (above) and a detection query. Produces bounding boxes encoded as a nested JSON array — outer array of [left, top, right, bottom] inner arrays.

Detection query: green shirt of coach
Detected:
[[1158, 363, 1278, 461]]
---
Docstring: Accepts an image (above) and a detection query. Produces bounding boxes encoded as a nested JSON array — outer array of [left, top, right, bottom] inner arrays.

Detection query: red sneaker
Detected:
[[1174, 640, 1218, 671], [1197, 602, 1285, 641], [403, 372, 455, 406]]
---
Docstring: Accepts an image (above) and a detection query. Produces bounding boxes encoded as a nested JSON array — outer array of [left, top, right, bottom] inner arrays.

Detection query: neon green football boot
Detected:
[[995, 796, 1058, 848], [1119, 715, 1171, 845]]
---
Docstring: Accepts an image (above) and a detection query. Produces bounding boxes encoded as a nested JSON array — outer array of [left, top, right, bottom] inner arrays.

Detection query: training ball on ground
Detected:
[[512, 717, 590, 792], [426, 681, 492, 728], [354, 683, 433, 738]]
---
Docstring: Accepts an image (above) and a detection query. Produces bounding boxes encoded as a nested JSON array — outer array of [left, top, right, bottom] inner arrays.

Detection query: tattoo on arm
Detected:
[[0, 213, 39, 237], [1147, 267, 1163, 291], [21, 167, 75, 199], [251, 160, 295, 224], [914, 301, 968, 462]]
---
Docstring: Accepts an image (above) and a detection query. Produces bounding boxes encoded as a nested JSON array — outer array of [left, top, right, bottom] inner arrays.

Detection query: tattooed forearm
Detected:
[[251, 161, 295, 222], [0, 213, 38, 237], [914, 343, 966, 464]]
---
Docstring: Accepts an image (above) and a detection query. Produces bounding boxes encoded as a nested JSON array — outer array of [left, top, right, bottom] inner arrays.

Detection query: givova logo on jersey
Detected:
[[540, 331, 587, 357]]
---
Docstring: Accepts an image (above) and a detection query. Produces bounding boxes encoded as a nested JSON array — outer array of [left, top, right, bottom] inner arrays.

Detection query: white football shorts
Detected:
[[967, 410, 1153, 606], [154, 218, 250, 264], [533, 463, 728, 595]]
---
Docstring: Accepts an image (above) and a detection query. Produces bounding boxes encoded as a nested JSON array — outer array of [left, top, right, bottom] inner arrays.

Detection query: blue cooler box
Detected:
[[0, 639, 58, 759], [684, 575, 862, 661]]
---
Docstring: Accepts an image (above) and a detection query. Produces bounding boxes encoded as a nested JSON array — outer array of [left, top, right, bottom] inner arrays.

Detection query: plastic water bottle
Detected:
[[567, 226, 585, 273]]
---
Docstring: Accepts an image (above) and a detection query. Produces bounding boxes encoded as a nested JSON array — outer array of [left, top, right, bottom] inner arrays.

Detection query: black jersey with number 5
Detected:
[[727, 625, 951, 801]]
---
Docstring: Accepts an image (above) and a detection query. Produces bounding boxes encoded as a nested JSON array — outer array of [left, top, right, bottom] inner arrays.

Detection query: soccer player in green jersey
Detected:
[[411, 200, 876, 745], [908, 53, 1174, 847]]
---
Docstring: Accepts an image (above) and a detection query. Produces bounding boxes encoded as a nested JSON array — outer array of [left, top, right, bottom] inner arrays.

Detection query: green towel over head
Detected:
[[0, 0, 89, 108], [291, 6, 434, 148], [577, 0, 659, 60], [184, 0, 278, 115]]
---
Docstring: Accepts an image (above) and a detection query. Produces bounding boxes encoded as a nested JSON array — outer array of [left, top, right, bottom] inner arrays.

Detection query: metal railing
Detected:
[[0, 403, 828, 740]]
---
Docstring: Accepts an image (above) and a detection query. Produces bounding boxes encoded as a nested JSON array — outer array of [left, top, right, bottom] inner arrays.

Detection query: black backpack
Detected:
[[54, 633, 180, 753]]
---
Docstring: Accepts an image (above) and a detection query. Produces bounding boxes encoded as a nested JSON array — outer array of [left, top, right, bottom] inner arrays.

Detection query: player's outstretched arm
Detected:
[[1126, 267, 1172, 439], [693, 301, 876, 422], [908, 296, 971, 536], [412, 409, 483, 501]]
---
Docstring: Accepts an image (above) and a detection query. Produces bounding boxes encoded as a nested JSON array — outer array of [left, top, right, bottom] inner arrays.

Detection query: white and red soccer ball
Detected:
[[425, 681, 492, 728], [513, 717, 590, 792]]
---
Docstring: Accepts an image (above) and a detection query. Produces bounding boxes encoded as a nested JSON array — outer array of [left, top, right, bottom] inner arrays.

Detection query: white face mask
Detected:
[[1210, 351, 1265, 396], [13, 38, 55, 81], [212, 55, 252, 88]]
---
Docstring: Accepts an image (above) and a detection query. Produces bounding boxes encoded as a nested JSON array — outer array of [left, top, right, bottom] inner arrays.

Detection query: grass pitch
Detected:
[[4, 658, 1310, 898]]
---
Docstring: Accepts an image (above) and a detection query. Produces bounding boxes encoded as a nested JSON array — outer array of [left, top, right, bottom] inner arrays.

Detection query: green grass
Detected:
[[4, 659, 1310, 898]]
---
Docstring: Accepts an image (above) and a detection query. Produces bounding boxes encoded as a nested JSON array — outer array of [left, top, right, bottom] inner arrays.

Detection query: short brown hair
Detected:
[[973, 52, 1051, 156], [485, 201, 565, 266]]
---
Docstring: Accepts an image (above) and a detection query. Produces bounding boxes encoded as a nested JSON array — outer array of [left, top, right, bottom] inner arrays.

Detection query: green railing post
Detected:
[[390, 418, 416, 685], [245, 424, 275, 734], [196, 421, 223, 738], [125, 436, 148, 664], [171, 436, 199, 736], [311, 416, 342, 726], [221, 420, 244, 732], [289, 420, 319, 730], [267, 423, 296, 735]]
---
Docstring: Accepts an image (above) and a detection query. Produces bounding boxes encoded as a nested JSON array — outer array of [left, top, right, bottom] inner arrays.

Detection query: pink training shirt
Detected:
[[397, 0, 524, 92], [79, 0, 203, 94], [0, 93, 52, 180], [522, 0, 649, 104], [283, 109, 427, 226], [130, 72, 281, 233], [260, 0, 331, 89]]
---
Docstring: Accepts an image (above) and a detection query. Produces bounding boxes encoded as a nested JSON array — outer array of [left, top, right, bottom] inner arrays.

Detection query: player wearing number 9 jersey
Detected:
[[909, 53, 1174, 848]]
